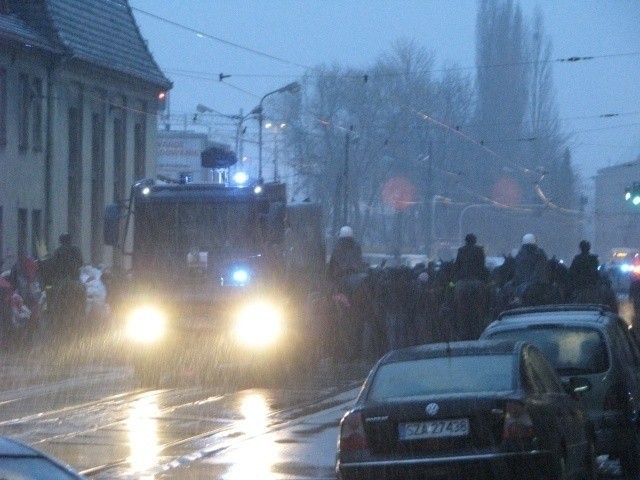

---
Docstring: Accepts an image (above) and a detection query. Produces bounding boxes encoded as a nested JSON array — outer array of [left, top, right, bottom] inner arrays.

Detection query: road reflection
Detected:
[[222, 391, 275, 479], [127, 393, 160, 479]]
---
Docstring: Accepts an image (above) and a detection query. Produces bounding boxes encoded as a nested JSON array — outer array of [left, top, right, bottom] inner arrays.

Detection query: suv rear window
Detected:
[[485, 326, 609, 375]]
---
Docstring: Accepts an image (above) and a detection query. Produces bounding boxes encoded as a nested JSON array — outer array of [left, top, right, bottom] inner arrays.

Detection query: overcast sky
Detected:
[[129, 0, 640, 183]]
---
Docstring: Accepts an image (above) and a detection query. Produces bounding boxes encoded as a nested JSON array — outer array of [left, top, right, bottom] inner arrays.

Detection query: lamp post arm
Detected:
[[458, 204, 494, 246], [256, 82, 300, 183]]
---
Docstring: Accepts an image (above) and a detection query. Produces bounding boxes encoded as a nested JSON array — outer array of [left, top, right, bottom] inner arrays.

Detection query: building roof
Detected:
[[4, 0, 171, 90], [0, 3, 62, 52], [597, 160, 640, 175]]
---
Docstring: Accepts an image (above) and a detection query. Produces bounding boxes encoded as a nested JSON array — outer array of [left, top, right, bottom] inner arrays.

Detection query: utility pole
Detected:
[[342, 126, 354, 226], [425, 141, 433, 255]]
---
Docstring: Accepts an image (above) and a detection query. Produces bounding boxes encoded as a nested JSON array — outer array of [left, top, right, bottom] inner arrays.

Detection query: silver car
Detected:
[[481, 304, 640, 478]]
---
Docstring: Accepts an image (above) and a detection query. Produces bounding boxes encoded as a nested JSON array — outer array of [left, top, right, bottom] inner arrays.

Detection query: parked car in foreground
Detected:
[[336, 340, 596, 480], [0, 435, 85, 479], [481, 303, 640, 478]]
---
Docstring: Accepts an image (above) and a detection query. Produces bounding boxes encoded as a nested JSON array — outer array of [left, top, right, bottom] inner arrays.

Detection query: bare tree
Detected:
[[473, 0, 531, 200]]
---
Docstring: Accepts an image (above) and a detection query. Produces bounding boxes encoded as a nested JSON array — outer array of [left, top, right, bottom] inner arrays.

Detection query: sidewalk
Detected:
[[0, 351, 71, 391]]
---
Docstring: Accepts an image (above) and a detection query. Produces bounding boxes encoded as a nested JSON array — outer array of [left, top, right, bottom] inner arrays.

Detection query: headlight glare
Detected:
[[235, 302, 283, 347], [126, 306, 166, 343]]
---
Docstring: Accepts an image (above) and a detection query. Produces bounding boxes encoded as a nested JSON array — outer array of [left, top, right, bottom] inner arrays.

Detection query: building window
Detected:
[[113, 117, 126, 203], [0, 206, 3, 266], [18, 73, 29, 150], [17, 208, 27, 255], [31, 209, 42, 259], [32, 77, 43, 151], [0, 68, 6, 146], [68, 107, 82, 243], [91, 113, 105, 264], [112, 115, 126, 265], [134, 116, 146, 180]]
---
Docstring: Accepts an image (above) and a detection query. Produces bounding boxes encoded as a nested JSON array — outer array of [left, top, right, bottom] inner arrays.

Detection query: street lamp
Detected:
[[254, 81, 300, 183], [343, 126, 355, 225], [264, 121, 287, 182]]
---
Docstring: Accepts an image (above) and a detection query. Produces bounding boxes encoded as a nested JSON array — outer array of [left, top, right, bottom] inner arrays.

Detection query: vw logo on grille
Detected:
[[425, 403, 439, 416]]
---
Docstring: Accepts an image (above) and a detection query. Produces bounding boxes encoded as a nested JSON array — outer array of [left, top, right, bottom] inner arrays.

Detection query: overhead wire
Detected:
[[131, 5, 634, 221]]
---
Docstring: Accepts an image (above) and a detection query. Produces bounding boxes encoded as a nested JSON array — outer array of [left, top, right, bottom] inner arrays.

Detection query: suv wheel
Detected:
[[585, 441, 598, 480], [558, 455, 567, 480], [620, 434, 640, 479]]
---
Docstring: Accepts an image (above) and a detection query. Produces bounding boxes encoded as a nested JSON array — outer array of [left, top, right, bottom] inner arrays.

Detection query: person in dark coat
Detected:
[[568, 240, 600, 297], [327, 226, 368, 360], [48, 234, 86, 334], [630, 276, 640, 329], [453, 233, 489, 282], [51, 233, 83, 284]]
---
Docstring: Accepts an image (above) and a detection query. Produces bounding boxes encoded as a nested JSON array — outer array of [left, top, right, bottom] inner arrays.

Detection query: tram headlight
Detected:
[[126, 306, 166, 343], [234, 302, 283, 347]]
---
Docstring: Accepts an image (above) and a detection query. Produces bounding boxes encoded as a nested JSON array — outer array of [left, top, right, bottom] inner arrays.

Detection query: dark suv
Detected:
[[480, 304, 640, 477]]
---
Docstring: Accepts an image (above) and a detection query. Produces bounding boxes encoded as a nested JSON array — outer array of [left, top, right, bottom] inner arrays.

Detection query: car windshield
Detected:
[[368, 354, 515, 401], [0, 457, 80, 480], [486, 327, 609, 375]]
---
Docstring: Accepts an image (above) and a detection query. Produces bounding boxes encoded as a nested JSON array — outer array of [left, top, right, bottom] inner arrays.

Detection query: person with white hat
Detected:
[[505, 233, 550, 306], [328, 226, 366, 285]]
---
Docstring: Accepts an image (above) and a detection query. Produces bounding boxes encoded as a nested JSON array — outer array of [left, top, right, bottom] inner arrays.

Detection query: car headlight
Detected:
[[235, 302, 283, 347], [126, 306, 166, 343]]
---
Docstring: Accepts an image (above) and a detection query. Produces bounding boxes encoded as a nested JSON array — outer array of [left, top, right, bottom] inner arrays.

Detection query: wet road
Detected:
[[1, 297, 634, 480], [0, 345, 367, 479]]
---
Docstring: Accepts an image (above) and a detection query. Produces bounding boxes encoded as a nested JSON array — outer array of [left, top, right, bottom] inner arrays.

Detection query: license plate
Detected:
[[399, 418, 470, 440]]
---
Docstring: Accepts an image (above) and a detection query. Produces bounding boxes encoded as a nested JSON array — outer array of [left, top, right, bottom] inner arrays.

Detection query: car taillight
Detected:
[[339, 411, 369, 451], [503, 401, 536, 440], [603, 383, 628, 411]]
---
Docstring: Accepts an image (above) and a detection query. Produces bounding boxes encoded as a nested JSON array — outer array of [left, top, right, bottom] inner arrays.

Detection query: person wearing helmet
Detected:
[[453, 233, 489, 282], [328, 226, 366, 285], [506, 233, 550, 306]]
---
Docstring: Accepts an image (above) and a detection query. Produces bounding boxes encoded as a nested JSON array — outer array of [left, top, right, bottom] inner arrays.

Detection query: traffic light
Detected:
[[625, 182, 640, 205]]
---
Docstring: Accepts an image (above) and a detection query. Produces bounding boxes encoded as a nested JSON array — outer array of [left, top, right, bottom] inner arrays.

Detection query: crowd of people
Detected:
[[323, 226, 623, 362], [0, 234, 101, 351], [0, 226, 631, 362]]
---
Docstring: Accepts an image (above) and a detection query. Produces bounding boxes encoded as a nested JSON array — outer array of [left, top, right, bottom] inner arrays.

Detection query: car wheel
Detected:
[[584, 441, 598, 480], [551, 455, 567, 480], [620, 434, 640, 479]]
